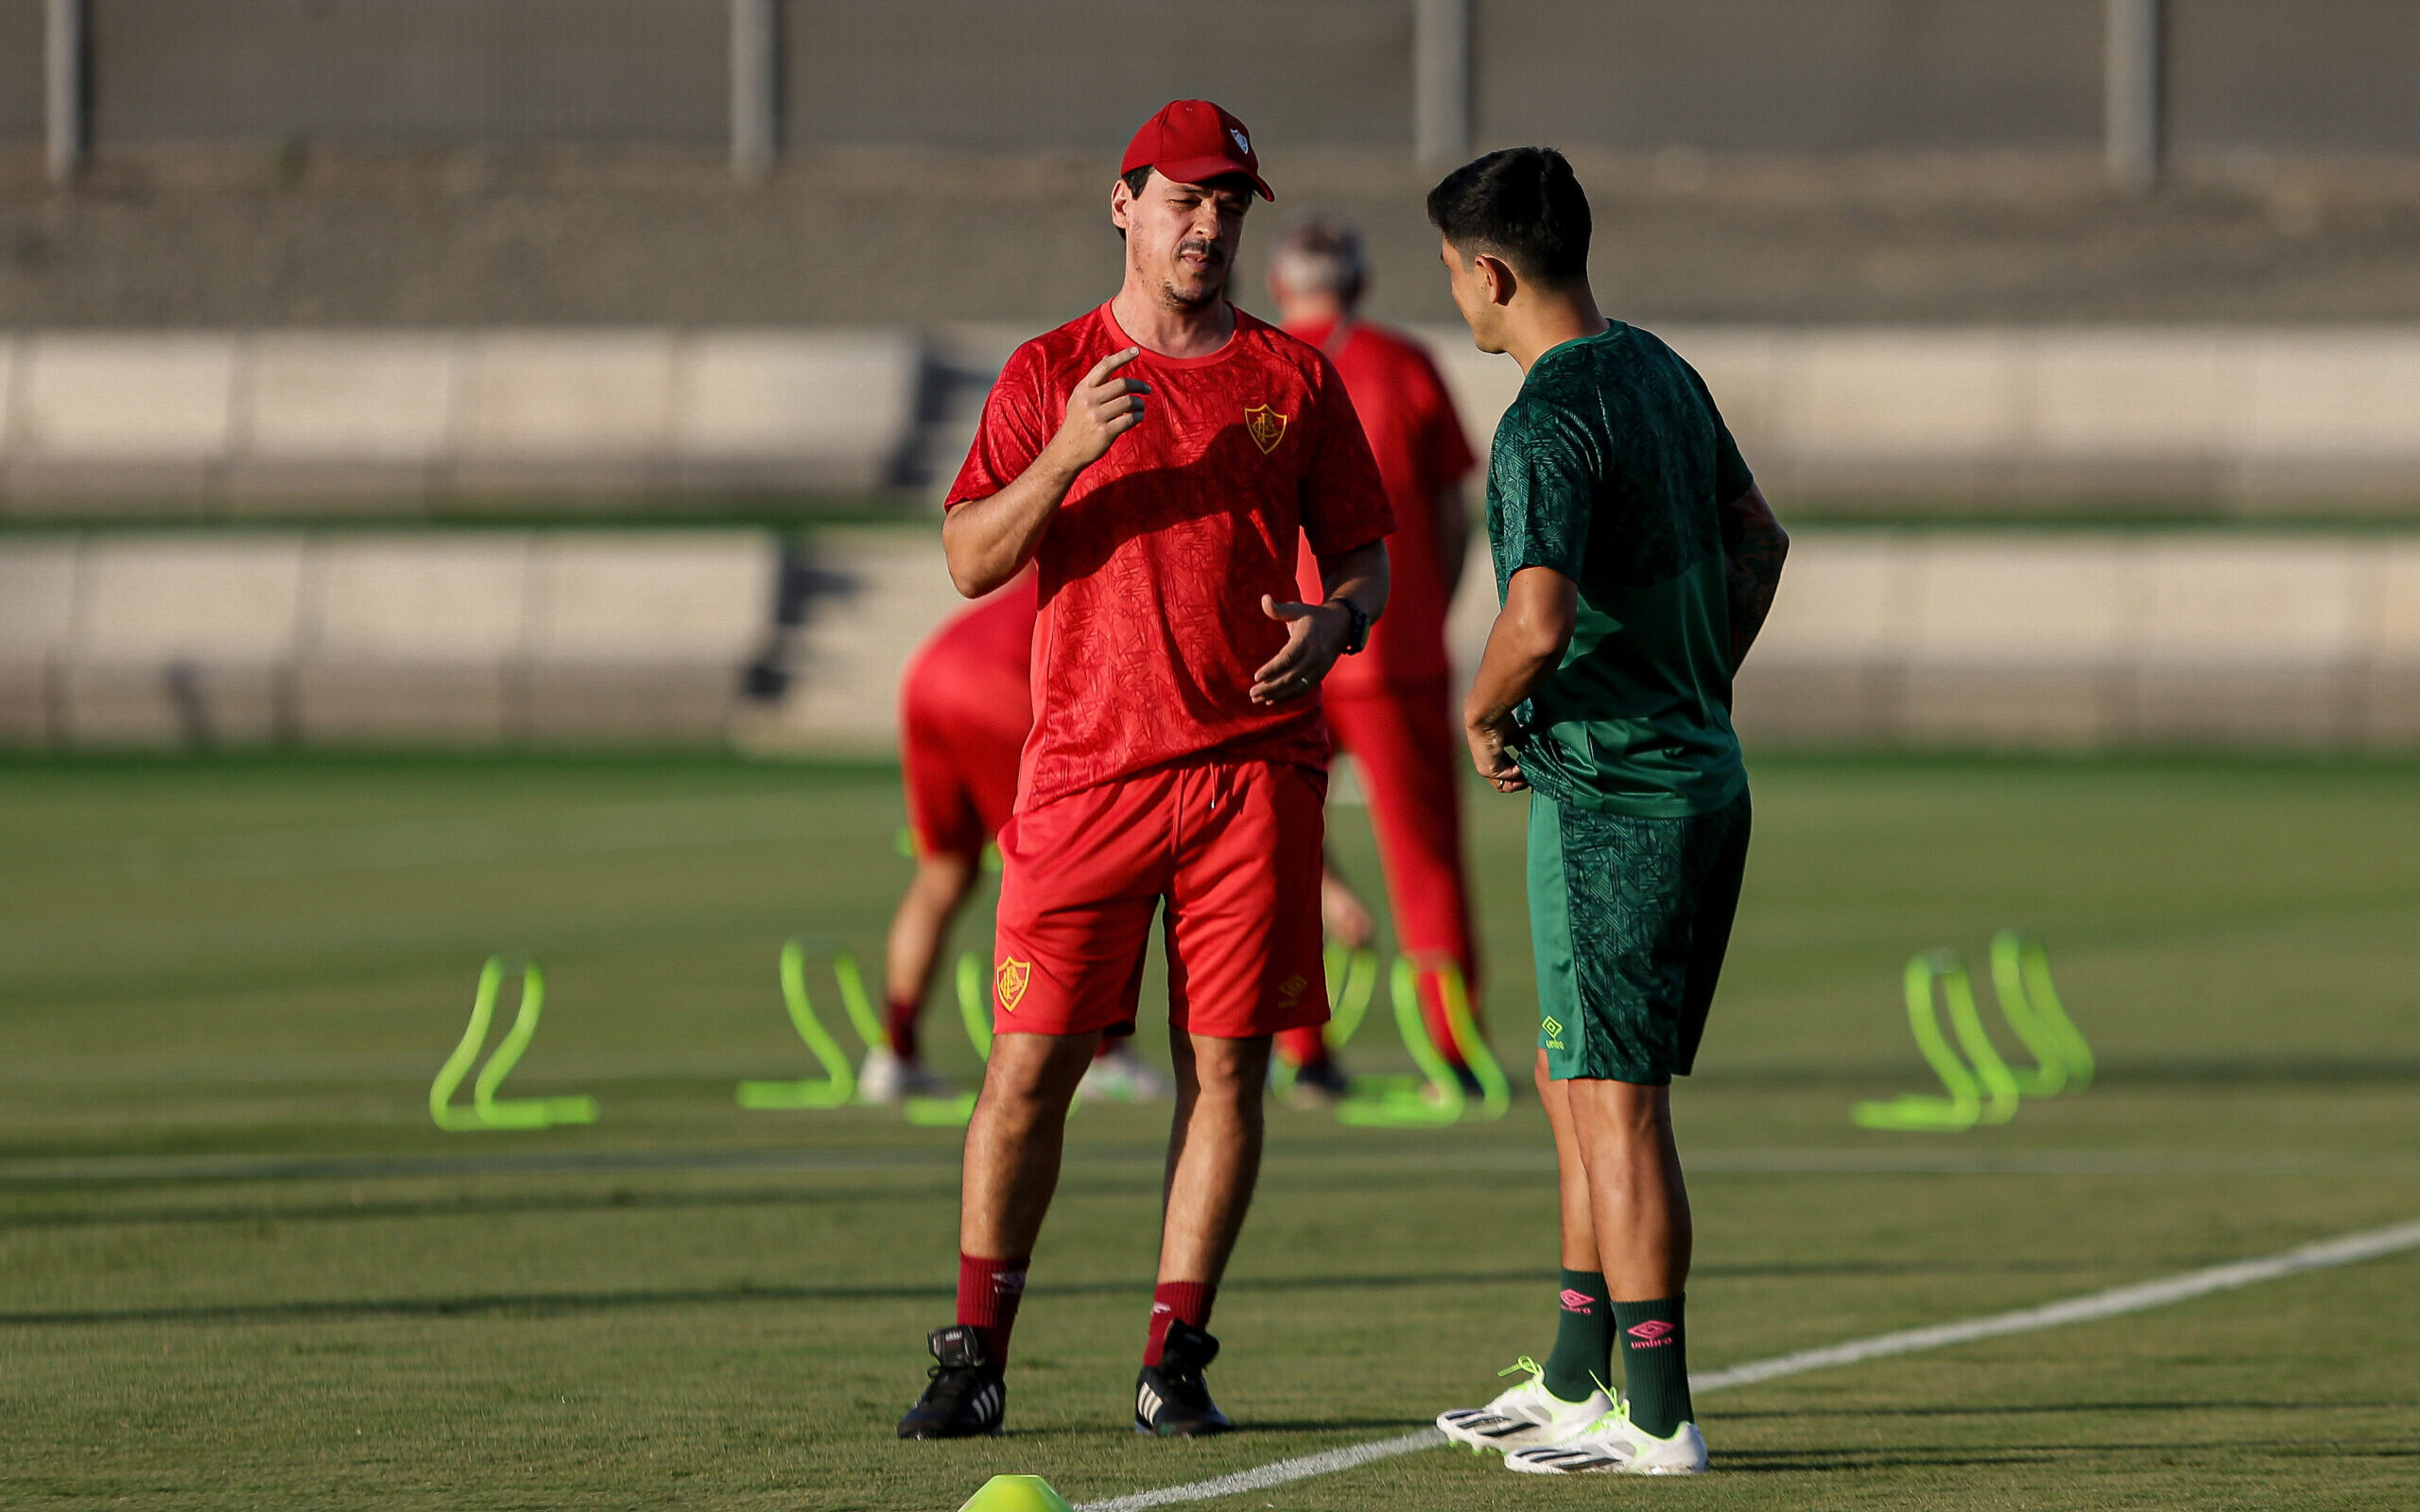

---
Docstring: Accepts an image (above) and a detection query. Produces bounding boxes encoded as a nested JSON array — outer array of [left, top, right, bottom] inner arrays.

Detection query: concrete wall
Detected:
[[1727, 532, 2420, 751], [5, 323, 2417, 516], [7, 1, 2420, 157], [0, 329, 921, 512], [0, 531, 781, 747], [8, 526, 2419, 753], [1410, 325, 2420, 511]]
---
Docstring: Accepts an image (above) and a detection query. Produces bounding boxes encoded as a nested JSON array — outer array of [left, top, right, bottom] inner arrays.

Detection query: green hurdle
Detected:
[[429, 956, 598, 1132], [1853, 934, 2093, 1132], [1324, 943, 1380, 1052], [736, 940, 864, 1110], [1991, 929, 2094, 1093], [1270, 943, 1379, 1096], [1338, 958, 1493, 1127], [902, 952, 990, 1127], [1433, 962, 1512, 1122]]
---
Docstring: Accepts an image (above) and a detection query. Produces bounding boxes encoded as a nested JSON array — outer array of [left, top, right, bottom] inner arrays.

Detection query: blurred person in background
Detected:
[[874, 569, 1168, 1105], [1268, 215, 1485, 1104]]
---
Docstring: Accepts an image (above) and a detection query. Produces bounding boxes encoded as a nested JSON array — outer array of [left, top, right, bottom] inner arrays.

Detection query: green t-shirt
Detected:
[[1486, 322, 1754, 818]]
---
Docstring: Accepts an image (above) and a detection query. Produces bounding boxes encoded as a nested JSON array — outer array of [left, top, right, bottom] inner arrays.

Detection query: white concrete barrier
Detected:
[[0, 329, 924, 509], [0, 531, 782, 748], [1406, 324, 2420, 507]]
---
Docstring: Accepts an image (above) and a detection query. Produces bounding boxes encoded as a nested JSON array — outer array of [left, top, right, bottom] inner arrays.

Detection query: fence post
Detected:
[[2104, 0, 2162, 195], [1413, 0, 1469, 168], [731, 0, 780, 181], [45, 0, 85, 186]]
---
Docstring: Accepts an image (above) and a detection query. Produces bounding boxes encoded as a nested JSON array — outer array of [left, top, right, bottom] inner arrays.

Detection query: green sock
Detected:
[[1612, 1295, 1694, 1438], [1540, 1268, 1612, 1403]]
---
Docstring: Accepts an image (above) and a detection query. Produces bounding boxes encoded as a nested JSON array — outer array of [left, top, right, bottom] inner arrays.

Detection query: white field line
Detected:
[[1073, 1216, 2420, 1511]]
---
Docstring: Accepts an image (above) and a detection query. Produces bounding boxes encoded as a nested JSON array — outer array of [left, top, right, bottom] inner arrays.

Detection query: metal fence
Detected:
[[9, 1, 2420, 183]]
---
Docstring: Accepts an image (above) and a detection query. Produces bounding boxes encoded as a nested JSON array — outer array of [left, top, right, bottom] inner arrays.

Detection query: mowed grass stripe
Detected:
[[1074, 1216, 2420, 1510]]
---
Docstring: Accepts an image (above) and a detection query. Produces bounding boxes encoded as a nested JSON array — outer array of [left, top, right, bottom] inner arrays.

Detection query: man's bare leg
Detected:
[[959, 1028, 1101, 1260], [880, 851, 973, 1074], [1157, 1030, 1271, 1283], [1563, 1079, 1690, 1297]]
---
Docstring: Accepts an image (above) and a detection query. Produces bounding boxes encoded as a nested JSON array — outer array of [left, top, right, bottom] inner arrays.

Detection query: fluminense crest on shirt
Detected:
[[994, 957, 1031, 1012], [1244, 404, 1289, 455]]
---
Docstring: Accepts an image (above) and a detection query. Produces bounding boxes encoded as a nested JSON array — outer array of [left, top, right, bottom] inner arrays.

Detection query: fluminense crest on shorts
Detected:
[[1244, 404, 1289, 455], [994, 956, 1031, 1011]]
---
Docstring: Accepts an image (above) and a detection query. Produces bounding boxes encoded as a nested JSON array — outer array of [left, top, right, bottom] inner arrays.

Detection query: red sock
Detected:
[[1144, 1280, 1217, 1366], [956, 1252, 1028, 1366], [885, 995, 920, 1060]]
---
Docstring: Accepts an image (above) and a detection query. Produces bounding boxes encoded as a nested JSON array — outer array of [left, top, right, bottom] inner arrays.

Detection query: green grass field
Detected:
[[4, 753, 2416, 1510]]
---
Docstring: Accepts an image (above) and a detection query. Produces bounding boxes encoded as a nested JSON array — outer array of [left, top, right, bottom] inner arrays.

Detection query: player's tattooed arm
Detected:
[[1463, 566, 1579, 793], [942, 348, 1151, 597], [1718, 483, 1789, 668]]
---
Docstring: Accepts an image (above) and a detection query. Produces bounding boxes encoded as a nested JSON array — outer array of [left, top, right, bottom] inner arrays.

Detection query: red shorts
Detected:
[[901, 706, 1022, 862], [991, 758, 1328, 1040]]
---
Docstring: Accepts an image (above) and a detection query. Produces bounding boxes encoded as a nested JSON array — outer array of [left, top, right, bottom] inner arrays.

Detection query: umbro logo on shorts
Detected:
[[1541, 1016, 1564, 1039]]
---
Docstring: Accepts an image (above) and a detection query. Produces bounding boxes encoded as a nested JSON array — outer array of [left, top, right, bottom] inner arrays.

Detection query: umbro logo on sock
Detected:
[[1626, 1319, 1675, 1347], [1558, 1289, 1595, 1313]]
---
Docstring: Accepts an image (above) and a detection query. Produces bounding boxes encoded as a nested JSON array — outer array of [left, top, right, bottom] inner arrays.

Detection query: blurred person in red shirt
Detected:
[[875, 571, 1168, 1106], [1269, 215, 1485, 1102]]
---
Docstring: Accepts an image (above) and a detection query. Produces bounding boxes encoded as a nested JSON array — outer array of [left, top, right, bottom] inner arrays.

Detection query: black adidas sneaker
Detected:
[[1133, 1320, 1232, 1436], [897, 1325, 1006, 1439]]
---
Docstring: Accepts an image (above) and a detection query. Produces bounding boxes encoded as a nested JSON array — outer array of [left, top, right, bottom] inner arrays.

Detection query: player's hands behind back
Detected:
[[1052, 347, 1150, 470], [1250, 595, 1351, 705]]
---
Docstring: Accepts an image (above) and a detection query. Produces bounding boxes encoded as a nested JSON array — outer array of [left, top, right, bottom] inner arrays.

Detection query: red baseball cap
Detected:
[[1120, 99, 1274, 201]]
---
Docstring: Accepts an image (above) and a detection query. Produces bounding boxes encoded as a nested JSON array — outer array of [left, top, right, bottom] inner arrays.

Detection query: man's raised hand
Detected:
[[1054, 347, 1151, 469]]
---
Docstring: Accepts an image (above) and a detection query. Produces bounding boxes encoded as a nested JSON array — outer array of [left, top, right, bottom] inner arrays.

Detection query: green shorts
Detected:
[[1528, 788, 1752, 1085]]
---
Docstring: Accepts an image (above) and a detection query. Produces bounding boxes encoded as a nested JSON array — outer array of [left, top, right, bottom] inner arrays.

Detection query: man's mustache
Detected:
[[1177, 239, 1227, 267]]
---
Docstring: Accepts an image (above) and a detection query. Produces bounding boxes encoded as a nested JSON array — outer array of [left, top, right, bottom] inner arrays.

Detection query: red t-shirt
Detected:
[[1290, 318, 1476, 693], [946, 302, 1394, 812], [899, 570, 1037, 757]]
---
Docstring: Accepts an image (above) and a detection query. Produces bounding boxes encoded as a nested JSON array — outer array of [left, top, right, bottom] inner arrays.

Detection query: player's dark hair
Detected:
[[1121, 165, 1152, 198], [1426, 146, 1591, 287]]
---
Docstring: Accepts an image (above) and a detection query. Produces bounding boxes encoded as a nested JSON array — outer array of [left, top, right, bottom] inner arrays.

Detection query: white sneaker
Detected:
[[1079, 1046, 1170, 1103], [1503, 1401, 1708, 1475], [856, 1049, 953, 1106], [1435, 1357, 1615, 1452]]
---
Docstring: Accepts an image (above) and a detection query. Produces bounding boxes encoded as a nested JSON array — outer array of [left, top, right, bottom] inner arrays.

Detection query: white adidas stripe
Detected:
[[1073, 1215, 2420, 1511]]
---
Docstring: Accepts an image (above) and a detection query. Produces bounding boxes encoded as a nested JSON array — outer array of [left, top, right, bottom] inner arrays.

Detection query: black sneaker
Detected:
[[1287, 1057, 1352, 1109], [898, 1325, 1006, 1439], [1134, 1320, 1232, 1436]]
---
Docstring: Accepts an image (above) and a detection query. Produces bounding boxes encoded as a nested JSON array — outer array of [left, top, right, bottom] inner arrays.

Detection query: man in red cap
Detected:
[[898, 100, 1394, 1441]]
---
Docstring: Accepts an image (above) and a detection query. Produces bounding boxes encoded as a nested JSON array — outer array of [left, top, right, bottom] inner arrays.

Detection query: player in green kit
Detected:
[[1426, 148, 1789, 1475]]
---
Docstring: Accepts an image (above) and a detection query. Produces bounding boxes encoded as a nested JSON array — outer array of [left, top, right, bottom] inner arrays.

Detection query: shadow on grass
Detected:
[[1718, 1449, 2058, 1473], [1718, 1399, 2411, 1420]]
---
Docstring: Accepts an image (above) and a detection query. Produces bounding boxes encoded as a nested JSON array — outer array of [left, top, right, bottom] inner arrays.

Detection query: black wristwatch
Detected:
[[1328, 598, 1372, 656]]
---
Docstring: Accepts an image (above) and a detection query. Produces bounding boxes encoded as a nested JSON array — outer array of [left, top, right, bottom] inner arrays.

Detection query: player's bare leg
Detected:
[[1564, 1079, 1691, 1299], [1158, 1030, 1271, 1279], [1132, 1028, 1271, 1436], [872, 851, 977, 1102], [959, 1029, 1102, 1259], [1535, 1054, 1601, 1273]]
